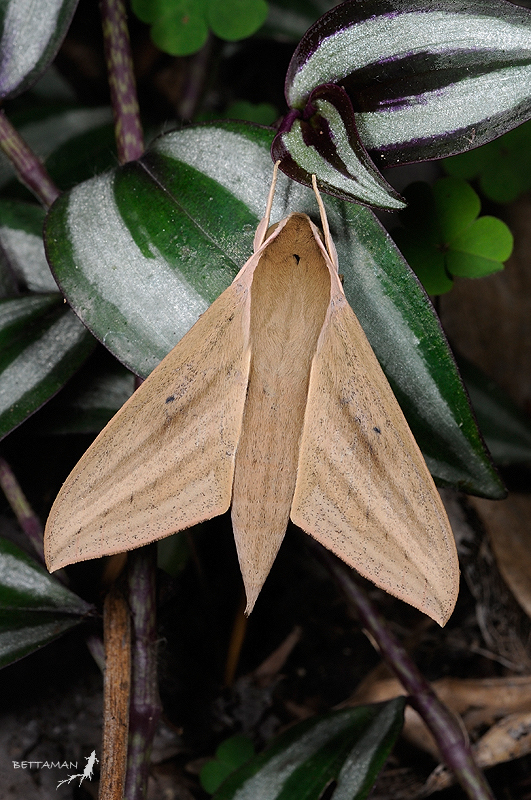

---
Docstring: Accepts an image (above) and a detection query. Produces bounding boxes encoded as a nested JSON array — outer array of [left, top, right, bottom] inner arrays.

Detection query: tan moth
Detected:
[[44, 165, 459, 625]]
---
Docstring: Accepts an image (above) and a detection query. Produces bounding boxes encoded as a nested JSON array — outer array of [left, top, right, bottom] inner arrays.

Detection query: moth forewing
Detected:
[[283, 176, 460, 626], [43, 210, 317, 575], [290, 291, 459, 626], [44, 283, 252, 572]]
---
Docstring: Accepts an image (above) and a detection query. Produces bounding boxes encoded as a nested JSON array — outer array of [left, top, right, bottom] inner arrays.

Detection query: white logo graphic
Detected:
[[56, 750, 99, 789]]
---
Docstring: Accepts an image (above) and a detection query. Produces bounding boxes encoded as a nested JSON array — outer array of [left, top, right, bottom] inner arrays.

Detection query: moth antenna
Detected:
[[311, 175, 339, 270], [253, 161, 280, 252]]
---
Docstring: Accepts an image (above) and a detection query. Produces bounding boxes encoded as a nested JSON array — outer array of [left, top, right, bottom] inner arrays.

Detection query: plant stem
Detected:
[[86, 633, 106, 673], [100, 5, 156, 795], [0, 111, 59, 208], [100, 587, 131, 800], [178, 34, 215, 121], [224, 590, 248, 687], [311, 542, 495, 800], [100, 0, 144, 163], [0, 455, 45, 563], [124, 545, 161, 800]]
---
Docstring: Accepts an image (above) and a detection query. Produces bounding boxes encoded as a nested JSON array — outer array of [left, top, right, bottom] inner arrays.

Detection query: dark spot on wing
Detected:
[[293, 254, 300, 264], [166, 395, 175, 403], [373, 427, 381, 434]]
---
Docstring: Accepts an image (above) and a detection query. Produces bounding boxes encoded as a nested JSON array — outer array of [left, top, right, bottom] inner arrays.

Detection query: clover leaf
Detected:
[[393, 177, 514, 296], [132, 0, 268, 56], [444, 121, 531, 204], [200, 735, 255, 794]]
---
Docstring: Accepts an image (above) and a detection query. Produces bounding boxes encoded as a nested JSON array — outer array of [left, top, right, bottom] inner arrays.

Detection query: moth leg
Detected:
[[253, 160, 281, 251], [311, 174, 339, 271]]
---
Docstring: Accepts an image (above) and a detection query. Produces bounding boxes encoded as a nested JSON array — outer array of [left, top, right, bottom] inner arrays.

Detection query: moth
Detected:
[[44, 165, 459, 625]]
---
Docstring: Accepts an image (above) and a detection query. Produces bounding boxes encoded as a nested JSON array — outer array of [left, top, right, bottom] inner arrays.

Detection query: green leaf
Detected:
[[42, 121, 117, 193], [0, 197, 96, 438], [394, 178, 513, 294], [0, 105, 114, 198], [0, 537, 92, 668], [27, 349, 134, 435], [443, 144, 490, 182], [157, 531, 191, 577], [0, 261, 15, 296], [134, 0, 268, 54], [0, 199, 54, 294], [338, 202, 502, 496], [0, 295, 96, 440], [213, 699, 405, 800], [432, 178, 480, 243], [131, 0, 176, 24], [196, 101, 278, 126], [444, 120, 531, 204], [216, 735, 255, 765], [224, 101, 277, 126], [449, 217, 514, 276], [283, 0, 531, 166], [207, 0, 268, 41], [44, 121, 503, 496], [458, 355, 531, 466], [392, 231, 453, 297], [202, 761, 233, 794], [0, 293, 58, 343], [261, 0, 335, 42], [201, 735, 255, 793], [0, 0, 79, 101], [150, 0, 209, 56], [272, 84, 406, 208]]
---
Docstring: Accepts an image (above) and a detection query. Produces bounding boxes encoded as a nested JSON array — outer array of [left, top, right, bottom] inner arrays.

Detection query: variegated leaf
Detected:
[[0, 0, 79, 100], [276, 0, 531, 199], [272, 83, 405, 208]]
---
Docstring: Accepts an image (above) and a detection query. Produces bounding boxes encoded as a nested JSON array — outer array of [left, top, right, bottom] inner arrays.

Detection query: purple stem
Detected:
[[100, 3, 156, 794], [178, 34, 215, 121], [0, 455, 45, 563], [100, 0, 144, 163], [0, 111, 59, 208], [124, 545, 161, 800], [311, 542, 495, 800]]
